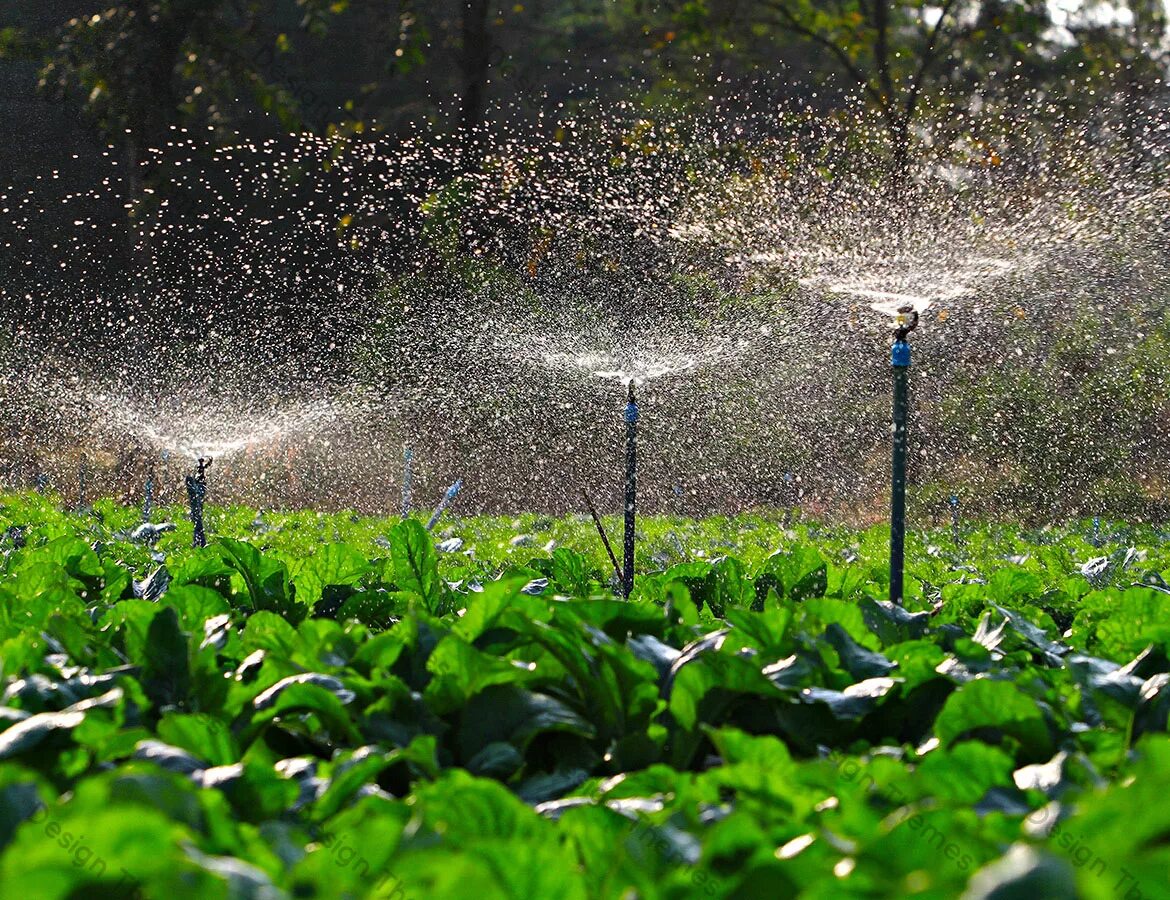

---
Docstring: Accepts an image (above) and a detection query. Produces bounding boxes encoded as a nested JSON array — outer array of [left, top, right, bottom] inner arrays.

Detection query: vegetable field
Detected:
[[1, 493, 1169, 899]]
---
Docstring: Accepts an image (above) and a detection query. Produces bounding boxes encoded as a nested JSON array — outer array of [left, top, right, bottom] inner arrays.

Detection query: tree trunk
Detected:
[[458, 0, 492, 166]]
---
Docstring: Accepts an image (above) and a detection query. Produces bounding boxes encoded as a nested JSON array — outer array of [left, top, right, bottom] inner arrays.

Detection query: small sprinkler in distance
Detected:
[[186, 456, 213, 548], [402, 446, 414, 519], [889, 304, 919, 606]]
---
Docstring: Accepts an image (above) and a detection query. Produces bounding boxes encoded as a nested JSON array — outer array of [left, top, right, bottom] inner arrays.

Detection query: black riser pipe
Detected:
[[889, 363, 909, 604], [622, 383, 638, 599], [888, 306, 917, 606], [187, 477, 207, 548], [187, 457, 212, 549]]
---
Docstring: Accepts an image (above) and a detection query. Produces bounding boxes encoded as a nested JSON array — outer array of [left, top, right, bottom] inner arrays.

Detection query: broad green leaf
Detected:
[[142, 607, 191, 711], [389, 520, 443, 613], [425, 638, 538, 714], [293, 543, 371, 610], [218, 537, 305, 624], [452, 577, 529, 642], [156, 714, 239, 767], [935, 680, 1054, 760]]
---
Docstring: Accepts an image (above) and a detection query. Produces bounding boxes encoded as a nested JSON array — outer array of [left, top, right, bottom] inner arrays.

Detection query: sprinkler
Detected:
[[402, 446, 414, 519], [426, 479, 463, 532], [889, 305, 919, 606], [623, 380, 638, 599], [186, 456, 213, 548]]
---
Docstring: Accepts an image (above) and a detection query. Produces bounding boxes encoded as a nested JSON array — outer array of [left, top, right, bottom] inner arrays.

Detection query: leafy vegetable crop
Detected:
[[1, 492, 1169, 899]]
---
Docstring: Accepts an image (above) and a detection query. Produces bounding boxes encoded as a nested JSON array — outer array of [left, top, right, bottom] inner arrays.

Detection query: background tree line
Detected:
[[2, 1, 1166, 202]]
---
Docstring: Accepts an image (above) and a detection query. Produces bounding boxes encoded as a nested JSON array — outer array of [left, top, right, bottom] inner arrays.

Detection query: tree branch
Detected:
[[761, 0, 891, 115]]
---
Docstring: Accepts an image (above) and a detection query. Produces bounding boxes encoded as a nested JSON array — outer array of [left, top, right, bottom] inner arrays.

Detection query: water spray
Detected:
[[782, 472, 798, 527], [143, 468, 155, 523], [186, 457, 213, 548], [889, 305, 919, 606], [949, 494, 961, 546], [580, 487, 623, 584], [426, 479, 463, 532], [78, 456, 89, 509], [402, 446, 414, 519], [623, 380, 638, 599]]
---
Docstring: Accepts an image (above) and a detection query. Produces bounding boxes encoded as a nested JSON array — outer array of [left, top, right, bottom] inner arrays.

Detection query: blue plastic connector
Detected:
[[426, 479, 464, 532], [891, 339, 911, 368], [625, 401, 639, 424]]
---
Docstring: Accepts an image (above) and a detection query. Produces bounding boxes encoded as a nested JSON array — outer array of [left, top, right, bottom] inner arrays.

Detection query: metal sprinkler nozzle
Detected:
[[893, 305, 920, 341], [196, 456, 213, 483]]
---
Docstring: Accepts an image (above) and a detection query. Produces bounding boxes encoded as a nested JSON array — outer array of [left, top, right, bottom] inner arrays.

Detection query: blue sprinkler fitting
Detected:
[[625, 393, 639, 424], [891, 339, 911, 368], [427, 479, 463, 532]]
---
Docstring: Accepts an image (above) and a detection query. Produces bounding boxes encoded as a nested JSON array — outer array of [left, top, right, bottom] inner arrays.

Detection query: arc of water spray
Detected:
[[426, 480, 463, 532], [889, 306, 918, 606]]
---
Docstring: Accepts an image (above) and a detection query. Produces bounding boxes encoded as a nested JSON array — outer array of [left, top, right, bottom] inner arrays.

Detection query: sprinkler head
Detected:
[[625, 380, 640, 424], [196, 457, 214, 482], [893, 304, 920, 341]]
